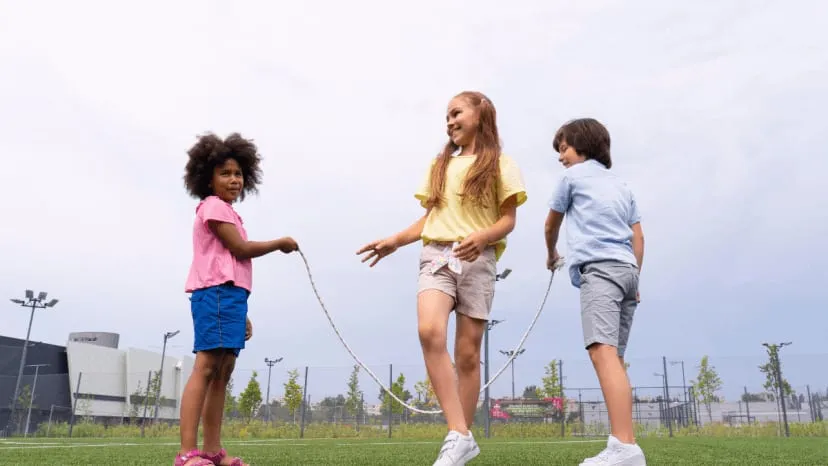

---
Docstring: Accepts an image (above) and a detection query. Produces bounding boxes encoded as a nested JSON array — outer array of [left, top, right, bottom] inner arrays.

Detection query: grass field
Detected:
[[1, 436, 825, 465]]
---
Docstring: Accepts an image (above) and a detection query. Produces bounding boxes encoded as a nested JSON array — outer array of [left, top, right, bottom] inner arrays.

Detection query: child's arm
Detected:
[[631, 222, 644, 271], [453, 195, 518, 261], [209, 221, 297, 260], [544, 173, 572, 267], [544, 209, 565, 266], [357, 209, 431, 267], [390, 212, 430, 248]]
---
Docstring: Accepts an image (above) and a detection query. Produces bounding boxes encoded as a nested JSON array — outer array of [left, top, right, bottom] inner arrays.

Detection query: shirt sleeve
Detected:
[[628, 190, 642, 225], [198, 196, 237, 225], [497, 155, 528, 207], [548, 173, 572, 214], [414, 159, 435, 208]]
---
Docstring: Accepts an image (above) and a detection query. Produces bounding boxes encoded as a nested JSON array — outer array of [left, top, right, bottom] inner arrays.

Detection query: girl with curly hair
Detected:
[[177, 132, 298, 466]]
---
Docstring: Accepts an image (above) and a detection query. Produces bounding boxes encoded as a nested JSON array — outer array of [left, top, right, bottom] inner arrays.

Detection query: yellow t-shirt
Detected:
[[414, 154, 527, 261]]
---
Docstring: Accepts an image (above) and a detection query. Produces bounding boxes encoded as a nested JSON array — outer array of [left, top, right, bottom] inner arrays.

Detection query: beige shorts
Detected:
[[417, 242, 497, 320]]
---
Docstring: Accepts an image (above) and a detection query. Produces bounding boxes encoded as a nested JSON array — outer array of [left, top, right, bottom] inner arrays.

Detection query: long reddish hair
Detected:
[[424, 91, 501, 209]]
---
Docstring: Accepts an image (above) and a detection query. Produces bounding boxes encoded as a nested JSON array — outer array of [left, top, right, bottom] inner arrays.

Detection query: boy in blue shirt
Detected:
[[545, 118, 646, 466]]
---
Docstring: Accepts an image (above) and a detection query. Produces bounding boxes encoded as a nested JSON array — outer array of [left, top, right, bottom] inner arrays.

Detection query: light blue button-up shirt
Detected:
[[549, 160, 641, 288]]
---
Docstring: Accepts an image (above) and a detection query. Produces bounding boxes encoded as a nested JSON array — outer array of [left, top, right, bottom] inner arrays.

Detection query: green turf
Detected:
[[0, 437, 824, 465]]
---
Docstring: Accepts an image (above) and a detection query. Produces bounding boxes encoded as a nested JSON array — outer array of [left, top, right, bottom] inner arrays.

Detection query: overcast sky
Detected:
[[1, 1, 826, 404]]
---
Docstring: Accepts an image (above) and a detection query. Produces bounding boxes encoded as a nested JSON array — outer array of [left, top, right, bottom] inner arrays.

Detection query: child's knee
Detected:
[[193, 359, 221, 381], [587, 342, 618, 362], [418, 323, 447, 352], [218, 355, 237, 383], [454, 346, 480, 373]]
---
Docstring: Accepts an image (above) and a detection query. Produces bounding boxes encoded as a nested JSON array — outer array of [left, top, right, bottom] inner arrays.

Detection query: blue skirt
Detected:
[[190, 284, 249, 357]]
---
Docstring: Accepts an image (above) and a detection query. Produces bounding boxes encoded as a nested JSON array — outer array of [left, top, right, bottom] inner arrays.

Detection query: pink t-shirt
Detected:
[[185, 196, 253, 293]]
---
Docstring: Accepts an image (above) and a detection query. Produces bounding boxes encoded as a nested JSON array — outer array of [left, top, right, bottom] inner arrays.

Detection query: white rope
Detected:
[[297, 249, 564, 415]]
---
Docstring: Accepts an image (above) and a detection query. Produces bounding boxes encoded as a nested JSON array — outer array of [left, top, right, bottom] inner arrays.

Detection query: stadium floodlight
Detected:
[[7, 290, 59, 434]]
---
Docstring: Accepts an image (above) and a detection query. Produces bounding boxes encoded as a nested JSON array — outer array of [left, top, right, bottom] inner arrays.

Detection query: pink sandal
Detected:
[[175, 450, 215, 466], [204, 448, 246, 466]]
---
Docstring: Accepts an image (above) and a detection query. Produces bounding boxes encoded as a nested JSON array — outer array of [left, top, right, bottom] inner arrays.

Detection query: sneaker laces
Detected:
[[437, 435, 459, 458], [593, 446, 616, 462]]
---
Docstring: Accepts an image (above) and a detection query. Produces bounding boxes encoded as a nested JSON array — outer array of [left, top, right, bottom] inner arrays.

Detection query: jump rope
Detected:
[[296, 248, 565, 415]]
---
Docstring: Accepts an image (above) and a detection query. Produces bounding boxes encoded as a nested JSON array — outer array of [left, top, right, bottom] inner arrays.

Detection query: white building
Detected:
[[65, 333, 193, 421]]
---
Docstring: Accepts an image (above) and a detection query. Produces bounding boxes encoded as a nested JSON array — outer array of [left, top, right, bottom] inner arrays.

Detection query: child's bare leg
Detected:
[[180, 351, 221, 455], [202, 351, 233, 455], [589, 343, 634, 443], [454, 314, 485, 427], [418, 290, 468, 434]]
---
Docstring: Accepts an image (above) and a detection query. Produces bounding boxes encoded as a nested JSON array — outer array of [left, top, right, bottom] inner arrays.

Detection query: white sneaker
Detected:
[[432, 430, 480, 466], [580, 435, 646, 466]]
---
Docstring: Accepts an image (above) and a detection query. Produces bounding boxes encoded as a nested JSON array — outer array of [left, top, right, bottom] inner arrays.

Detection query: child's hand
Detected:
[[453, 231, 488, 262], [357, 237, 398, 267], [547, 249, 562, 270], [636, 291, 641, 303], [245, 317, 253, 340], [278, 237, 299, 253]]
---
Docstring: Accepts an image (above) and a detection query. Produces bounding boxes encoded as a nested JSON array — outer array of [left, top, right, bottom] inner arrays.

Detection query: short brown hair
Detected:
[[553, 118, 612, 169]]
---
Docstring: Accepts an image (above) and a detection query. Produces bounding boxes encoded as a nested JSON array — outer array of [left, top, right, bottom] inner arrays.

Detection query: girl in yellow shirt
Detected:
[[358, 91, 526, 466]]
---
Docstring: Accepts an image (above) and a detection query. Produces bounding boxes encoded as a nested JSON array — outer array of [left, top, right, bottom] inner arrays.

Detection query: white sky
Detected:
[[1, 0, 826, 402]]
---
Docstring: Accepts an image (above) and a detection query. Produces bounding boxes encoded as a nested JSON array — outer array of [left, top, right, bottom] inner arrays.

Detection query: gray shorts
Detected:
[[580, 260, 639, 357]]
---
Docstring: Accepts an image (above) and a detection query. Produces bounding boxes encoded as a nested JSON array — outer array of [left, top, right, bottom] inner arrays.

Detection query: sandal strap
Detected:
[[176, 450, 215, 466], [204, 448, 245, 466]]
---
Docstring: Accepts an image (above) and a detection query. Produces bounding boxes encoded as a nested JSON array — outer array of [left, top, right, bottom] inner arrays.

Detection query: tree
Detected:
[[319, 395, 346, 408], [283, 369, 304, 422], [345, 365, 363, 417], [237, 371, 263, 423], [12, 385, 34, 433], [147, 371, 166, 418], [523, 385, 540, 399], [759, 348, 793, 402], [741, 392, 767, 403], [692, 355, 723, 423], [128, 379, 145, 421], [379, 373, 412, 416], [126, 372, 166, 422], [414, 376, 437, 408], [224, 376, 237, 418], [539, 360, 562, 398]]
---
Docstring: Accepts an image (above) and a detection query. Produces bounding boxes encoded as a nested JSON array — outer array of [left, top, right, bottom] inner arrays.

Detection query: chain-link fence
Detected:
[[2, 353, 826, 438]]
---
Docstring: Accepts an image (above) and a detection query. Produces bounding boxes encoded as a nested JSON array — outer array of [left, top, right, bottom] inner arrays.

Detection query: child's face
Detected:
[[211, 158, 244, 203], [557, 139, 586, 168], [446, 96, 480, 148]]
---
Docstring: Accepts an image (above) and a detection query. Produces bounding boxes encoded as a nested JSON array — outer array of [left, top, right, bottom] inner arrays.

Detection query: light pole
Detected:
[[264, 357, 283, 423], [654, 368, 673, 437], [763, 342, 792, 437], [482, 268, 510, 439], [8, 290, 58, 434], [670, 360, 687, 427], [24, 364, 49, 437], [483, 318, 504, 439], [669, 360, 687, 404], [153, 330, 180, 423], [500, 348, 525, 399]]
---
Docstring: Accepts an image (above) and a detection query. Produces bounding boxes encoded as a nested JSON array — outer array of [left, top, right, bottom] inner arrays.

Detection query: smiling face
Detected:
[[211, 158, 244, 203], [446, 96, 480, 151], [557, 138, 587, 169]]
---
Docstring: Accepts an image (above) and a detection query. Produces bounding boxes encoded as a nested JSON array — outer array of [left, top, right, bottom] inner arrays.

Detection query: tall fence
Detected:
[[2, 353, 826, 438]]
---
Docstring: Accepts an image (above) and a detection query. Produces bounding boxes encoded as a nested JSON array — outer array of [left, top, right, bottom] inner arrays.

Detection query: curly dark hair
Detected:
[[184, 132, 263, 200], [553, 118, 612, 169]]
